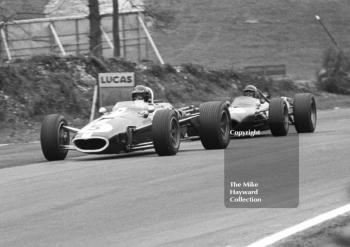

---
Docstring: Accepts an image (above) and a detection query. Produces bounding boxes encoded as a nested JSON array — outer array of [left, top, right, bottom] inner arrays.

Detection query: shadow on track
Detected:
[[71, 150, 157, 162]]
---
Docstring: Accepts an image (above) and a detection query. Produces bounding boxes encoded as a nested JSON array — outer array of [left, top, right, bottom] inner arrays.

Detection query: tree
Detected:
[[112, 0, 120, 57], [88, 0, 102, 57]]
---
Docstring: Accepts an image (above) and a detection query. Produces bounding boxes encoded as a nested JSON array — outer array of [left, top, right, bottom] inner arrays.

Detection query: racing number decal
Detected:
[[82, 119, 113, 133]]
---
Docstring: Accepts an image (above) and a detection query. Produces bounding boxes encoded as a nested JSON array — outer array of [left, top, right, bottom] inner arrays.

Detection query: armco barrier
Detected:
[[244, 64, 286, 77]]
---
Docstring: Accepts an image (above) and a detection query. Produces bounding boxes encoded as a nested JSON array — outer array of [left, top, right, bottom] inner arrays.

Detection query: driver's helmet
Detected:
[[131, 85, 151, 102], [243, 85, 258, 98]]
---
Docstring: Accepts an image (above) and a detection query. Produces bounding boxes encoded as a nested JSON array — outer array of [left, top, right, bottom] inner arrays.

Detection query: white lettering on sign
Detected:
[[98, 72, 135, 88]]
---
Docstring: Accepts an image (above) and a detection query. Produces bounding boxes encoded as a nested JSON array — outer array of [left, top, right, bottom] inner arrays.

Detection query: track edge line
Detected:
[[246, 203, 350, 247]]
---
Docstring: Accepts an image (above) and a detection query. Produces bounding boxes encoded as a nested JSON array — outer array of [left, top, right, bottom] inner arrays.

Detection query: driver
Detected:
[[243, 85, 259, 99], [131, 85, 152, 102]]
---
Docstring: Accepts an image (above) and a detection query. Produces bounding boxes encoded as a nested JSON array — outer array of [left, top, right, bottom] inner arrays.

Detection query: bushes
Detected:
[[317, 48, 350, 94], [0, 56, 96, 126], [145, 63, 176, 77]]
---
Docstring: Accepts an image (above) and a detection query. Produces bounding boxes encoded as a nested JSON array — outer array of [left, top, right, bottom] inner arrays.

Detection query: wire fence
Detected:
[[0, 12, 154, 62]]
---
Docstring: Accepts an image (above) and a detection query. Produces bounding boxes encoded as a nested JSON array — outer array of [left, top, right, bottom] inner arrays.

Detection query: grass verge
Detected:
[[275, 214, 350, 247]]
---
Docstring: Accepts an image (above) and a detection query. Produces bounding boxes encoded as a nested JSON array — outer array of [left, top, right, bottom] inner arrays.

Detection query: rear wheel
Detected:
[[199, 101, 231, 149], [269, 98, 289, 136], [152, 110, 180, 156], [294, 93, 317, 133], [40, 114, 69, 161]]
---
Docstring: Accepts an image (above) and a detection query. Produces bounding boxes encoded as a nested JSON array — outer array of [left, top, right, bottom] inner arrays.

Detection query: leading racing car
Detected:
[[228, 85, 317, 136], [40, 85, 231, 161]]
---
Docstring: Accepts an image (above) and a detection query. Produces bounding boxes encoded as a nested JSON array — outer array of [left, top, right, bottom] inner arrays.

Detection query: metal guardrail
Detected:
[[0, 12, 160, 63], [243, 64, 287, 77]]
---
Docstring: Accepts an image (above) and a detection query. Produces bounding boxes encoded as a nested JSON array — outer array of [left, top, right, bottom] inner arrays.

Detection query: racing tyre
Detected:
[[40, 114, 70, 161], [199, 101, 231, 149], [269, 98, 289, 136], [293, 93, 317, 133], [152, 110, 180, 156]]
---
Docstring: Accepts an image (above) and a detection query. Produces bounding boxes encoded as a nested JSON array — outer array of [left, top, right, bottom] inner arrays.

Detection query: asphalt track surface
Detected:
[[0, 108, 349, 247]]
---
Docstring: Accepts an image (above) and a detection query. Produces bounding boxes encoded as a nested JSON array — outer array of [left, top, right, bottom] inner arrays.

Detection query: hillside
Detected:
[[3, 0, 350, 81], [0, 0, 143, 19], [148, 0, 350, 79], [0, 0, 49, 20]]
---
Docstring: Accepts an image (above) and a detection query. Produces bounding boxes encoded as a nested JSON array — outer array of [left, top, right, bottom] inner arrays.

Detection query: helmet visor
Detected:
[[244, 90, 256, 97], [132, 91, 150, 102]]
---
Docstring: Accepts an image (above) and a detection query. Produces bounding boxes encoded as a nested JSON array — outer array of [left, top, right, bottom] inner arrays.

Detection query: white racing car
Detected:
[[40, 85, 231, 161]]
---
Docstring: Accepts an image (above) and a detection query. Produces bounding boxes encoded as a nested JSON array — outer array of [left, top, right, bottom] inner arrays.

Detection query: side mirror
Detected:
[[148, 105, 155, 113], [99, 107, 107, 114]]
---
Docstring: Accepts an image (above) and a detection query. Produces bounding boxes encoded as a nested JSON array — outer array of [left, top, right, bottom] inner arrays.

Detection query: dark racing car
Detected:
[[40, 86, 231, 161], [228, 85, 317, 136]]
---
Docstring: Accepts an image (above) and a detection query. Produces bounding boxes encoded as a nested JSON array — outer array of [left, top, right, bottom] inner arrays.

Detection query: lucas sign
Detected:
[[98, 72, 135, 106], [98, 72, 135, 88]]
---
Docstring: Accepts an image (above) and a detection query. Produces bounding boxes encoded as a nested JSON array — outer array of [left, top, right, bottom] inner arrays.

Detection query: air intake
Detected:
[[73, 137, 108, 152]]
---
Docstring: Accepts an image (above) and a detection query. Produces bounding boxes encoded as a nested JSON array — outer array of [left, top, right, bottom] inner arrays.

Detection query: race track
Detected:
[[1, 108, 349, 247]]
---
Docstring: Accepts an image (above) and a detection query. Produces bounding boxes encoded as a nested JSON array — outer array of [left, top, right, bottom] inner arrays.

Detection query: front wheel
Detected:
[[199, 101, 231, 149], [40, 114, 70, 161], [152, 110, 180, 156]]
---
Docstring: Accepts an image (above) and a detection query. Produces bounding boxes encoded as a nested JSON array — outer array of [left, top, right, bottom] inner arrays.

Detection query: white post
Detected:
[[0, 28, 12, 61], [136, 13, 165, 65], [101, 26, 114, 51], [49, 23, 66, 55], [90, 84, 98, 122], [126, 0, 165, 64], [137, 14, 165, 65]]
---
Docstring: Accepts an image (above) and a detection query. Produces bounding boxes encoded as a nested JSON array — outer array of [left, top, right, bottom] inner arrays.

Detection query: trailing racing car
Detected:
[[228, 85, 317, 136], [40, 86, 231, 161]]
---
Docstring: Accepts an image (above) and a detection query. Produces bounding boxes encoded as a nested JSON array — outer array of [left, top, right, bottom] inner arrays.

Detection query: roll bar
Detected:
[[145, 86, 154, 104]]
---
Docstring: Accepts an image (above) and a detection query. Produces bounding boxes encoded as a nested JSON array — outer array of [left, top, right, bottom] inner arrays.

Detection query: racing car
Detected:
[[40, 86, 231, 161], [228, 85, 317, 136]]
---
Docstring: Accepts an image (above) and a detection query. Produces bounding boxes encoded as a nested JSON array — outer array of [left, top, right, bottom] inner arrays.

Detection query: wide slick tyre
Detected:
[[293, 93, 317, 133], [40, 114, 70, 161], [269, 98, 289, 136], [199, 101, 231, 149], [152, 109, 180, 156]]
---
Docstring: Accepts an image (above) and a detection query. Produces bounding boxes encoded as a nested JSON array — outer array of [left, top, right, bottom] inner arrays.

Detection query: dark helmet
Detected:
[[131, 85, 151, 102], [243, 84, 258, 98]]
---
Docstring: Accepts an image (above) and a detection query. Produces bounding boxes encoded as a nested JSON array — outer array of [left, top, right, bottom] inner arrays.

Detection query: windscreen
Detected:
[[231, 96, 259, 108], [112, 101, 149, 112]]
